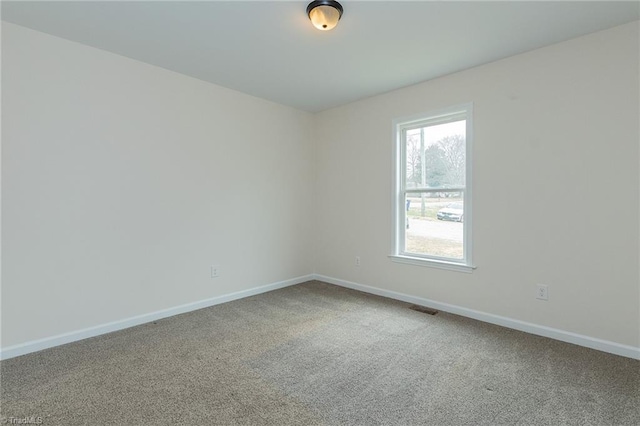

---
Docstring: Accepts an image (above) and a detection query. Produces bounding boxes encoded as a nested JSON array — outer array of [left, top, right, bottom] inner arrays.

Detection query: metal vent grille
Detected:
[[409, 305, 439, 315]]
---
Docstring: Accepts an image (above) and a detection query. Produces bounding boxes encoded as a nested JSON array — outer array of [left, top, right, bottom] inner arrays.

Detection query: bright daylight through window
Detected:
[[392, 104, 473, 272]]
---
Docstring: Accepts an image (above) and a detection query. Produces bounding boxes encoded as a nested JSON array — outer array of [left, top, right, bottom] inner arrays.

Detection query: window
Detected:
[[391, 103, 473, 272]]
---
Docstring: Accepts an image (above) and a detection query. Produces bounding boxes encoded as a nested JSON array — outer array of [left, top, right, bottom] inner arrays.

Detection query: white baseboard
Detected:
[[0, 274, 313, 361], [4, 273, 638, 361], [314, 274, 640, 360]]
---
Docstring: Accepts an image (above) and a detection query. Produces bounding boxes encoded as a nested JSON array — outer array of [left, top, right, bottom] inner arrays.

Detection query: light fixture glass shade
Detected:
[[309, 4, 341, 31]]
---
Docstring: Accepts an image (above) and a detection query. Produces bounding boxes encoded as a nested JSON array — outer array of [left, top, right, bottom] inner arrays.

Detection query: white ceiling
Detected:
[[3, 1, 638, 112]]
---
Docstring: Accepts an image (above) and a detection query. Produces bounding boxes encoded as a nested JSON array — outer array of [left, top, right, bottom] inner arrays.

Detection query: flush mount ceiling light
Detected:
[[307, 0, 343, 31]]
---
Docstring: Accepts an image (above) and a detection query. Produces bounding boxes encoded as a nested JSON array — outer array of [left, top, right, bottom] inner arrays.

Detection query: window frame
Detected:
[[390, 103, 475, 273]]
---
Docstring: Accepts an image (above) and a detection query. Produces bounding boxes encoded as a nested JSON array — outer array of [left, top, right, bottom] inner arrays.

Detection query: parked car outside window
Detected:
[[437, 202, 464, 222]]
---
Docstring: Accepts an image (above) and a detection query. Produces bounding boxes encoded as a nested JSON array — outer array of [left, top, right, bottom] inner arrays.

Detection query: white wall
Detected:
[[1, 23, 314, 348], [2, 20, 639, 355], [314, 22, 640, 348]]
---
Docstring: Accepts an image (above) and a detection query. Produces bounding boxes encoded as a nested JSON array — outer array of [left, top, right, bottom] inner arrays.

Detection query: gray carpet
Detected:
[[1, 281, 638, 425]]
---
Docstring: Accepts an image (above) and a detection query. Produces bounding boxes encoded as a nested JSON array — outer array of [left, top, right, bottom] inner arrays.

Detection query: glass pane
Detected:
[[404, 120, 466, 189], [405, 192, 463, 259], [405, 129, 423, 189]]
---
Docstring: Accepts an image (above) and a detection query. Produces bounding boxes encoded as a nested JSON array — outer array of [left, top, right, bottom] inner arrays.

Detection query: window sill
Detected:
[[388, 255, 476, 273]]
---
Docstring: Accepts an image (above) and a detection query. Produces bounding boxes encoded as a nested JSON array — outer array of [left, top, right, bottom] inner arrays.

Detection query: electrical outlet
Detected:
[[211, 265, 220, 278], [355, 256, 361, 267], [536, 284, 548, 301]]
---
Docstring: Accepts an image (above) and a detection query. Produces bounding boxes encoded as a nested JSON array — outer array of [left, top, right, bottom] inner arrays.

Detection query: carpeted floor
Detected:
[[1, 280, 639, 425]]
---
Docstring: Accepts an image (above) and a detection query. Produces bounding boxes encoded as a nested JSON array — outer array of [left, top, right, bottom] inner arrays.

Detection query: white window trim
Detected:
[[390, 102, 475, 273]]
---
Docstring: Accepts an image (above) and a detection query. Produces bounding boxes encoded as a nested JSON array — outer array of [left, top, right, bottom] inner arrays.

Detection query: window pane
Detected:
[[405, 129, 423, 189], [405, 192, 463, 259], [405, 120, 466, 189]]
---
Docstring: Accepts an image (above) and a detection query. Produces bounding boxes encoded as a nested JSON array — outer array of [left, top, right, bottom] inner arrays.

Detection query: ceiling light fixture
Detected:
[[307, 0, 343, 31]]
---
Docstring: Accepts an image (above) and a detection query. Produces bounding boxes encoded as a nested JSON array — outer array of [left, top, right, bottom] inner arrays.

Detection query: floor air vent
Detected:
[[409, 305, 439, 315]]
